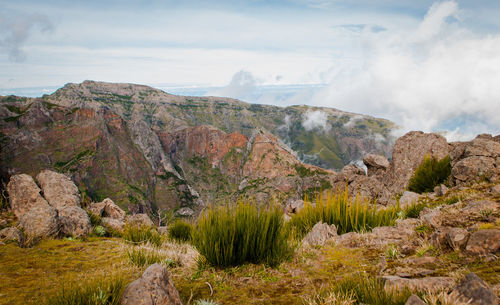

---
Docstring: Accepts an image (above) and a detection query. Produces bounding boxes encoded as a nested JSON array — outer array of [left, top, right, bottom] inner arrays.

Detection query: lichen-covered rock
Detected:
[[0, 227, 24, 244], [446, 227, 469, 251], [7, 174, 49, 218], [303, 222, 337, 246], [36, 170, 80, 209], [102, 217, 125, 232], [126, 214, 154, 227], [466, 229, 500, 255], [383, 275, 455, 293], [120, 263, 182, 305], [363, 153, 390, 177], [18, 204, 59, 239], [88, 198, 125, 220], [405, 294, 426, 305], [453, 273, 499, 305], [57, 206, 91, 237]]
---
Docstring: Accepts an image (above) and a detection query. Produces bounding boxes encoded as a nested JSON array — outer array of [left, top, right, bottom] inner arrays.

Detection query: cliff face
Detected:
[[0, 81, 396, 212]]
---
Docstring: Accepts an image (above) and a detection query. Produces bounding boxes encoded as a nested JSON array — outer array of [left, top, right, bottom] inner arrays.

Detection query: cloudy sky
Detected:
[[1, 0, 499, 139]]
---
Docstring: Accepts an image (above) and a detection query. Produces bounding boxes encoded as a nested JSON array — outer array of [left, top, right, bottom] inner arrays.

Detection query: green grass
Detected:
[[289, 190, 399, 237], [402, 201, 427, 218], [127, 248, 173, 267], [122, 225, 162, 247], [408, 155, 451, 194], [44, 274, 126, 305], [192, 201, 293, 267], [168, 219, 193, 243]]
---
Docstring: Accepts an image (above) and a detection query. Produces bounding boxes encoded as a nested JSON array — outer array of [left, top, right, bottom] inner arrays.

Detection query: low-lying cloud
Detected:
[[0, 12, 53, 62], [302, 110, 330, 132]]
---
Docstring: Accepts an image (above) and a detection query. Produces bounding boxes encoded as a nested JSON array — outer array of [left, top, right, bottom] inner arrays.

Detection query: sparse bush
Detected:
[[192, 201, 292, 267], [94, 225, 106, 237], [168, 219, 193, 243], [402, 202, 427, 219], [408, 155, 451, 194], [444, 196, 460, 205], [45, 274, 125, 305], [415, 224, 434, 235], [127, 248, 174, 267], [290, 189, 399, 237], [122, 225, 162, 247]]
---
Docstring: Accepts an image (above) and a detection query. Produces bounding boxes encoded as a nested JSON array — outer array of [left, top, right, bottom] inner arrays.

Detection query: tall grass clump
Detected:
[[408, 155, 451, 194], [122, 225, 162, 247], [192, 201, 292, 267], [44, 275, 126, 305], [127, 248, 173, 267], [168, 219, 193, 242], [402, 201, 427, 219], [290, 189, 399, 237]]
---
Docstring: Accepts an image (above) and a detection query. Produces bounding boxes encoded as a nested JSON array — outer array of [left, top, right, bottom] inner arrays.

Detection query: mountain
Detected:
[[0, 81, 395, 213]]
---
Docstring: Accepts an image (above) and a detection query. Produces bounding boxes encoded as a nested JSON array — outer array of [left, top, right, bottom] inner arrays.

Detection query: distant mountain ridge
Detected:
[[0, 80, 396, 212]]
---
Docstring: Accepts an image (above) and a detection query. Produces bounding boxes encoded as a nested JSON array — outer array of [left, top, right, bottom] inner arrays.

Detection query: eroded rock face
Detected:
[[453, 273, 499, 305], [58, 206, 91, 237], [36, 170, 80, 209], [387, 131, 450, 193], [466, 229, 500, 255], [120, 263, 182, 305], [303, 222, 337, 246], [363, 154, 390, 177], [7, 174, 49, 218], [18, 204, 59, 239]]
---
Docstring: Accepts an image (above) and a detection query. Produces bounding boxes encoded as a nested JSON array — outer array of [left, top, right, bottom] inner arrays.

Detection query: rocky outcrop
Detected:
[[453, 273, 499, 305], [57, 206, 91, 237], [303, 222, 337, 246], [399, 191, 421, 208], [363, 154, 390, 177], [36, 170, 80, 209], [18, 204, 59, 239], [120, 263, 183, 305], [89, 198, 126, 220], [7, 174, 49, 219]]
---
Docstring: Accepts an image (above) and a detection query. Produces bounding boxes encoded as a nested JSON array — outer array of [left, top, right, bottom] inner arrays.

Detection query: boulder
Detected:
[[7, 174, 49, 218], [174, 207, 194, 218], [120, 263, 183, 305], [388, 131, 450, 193], [89, 198, 125, 220], [446, 227, 469, 251], [429, 227, 451, 249], [36, 170, 80, 209], [18, 204, 59, 239], [453, 273, 499, 305], [126, 214, 154, 227], [0, 227, 24, 244], [102, 217, 126, 232], [466, 229, 500, 255], [57, 206, 92, 237], [399, 191, 421, 208], [420, 208, 442, 229], [339, 163, 366, 180], [405, 294, 426, 305], [303, 222, 337, 246], [383, 275, 455, 293], [363, 154, 390, 177], [433, 184, 449, 196], [404, 256, 439, 269]]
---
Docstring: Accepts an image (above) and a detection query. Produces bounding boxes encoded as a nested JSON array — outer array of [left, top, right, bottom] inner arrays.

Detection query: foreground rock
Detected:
[[6, 174, 49, 218], [120, 263, 183, 305], [466, 229, 500, 255], [453, 273, 499, 305], [18, 204, 59, 239], [36, 170, 80, 209], [57, 206, 91, 237], [383, 275, 455, 293], [303, 222, 337, 246]]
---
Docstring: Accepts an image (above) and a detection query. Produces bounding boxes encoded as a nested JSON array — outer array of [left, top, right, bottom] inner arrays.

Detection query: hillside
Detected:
[[0, 81, 395, 212]]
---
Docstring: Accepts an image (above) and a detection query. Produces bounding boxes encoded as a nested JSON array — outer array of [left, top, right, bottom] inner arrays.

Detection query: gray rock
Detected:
[[102, 217, 126, 232], [36, 170, 80, 209], [446, 227, 470, 251], [7, 174, 49, 218], [363, 153, 390, 177], [120, 263, 182, 305], [420, 208, 442, 229], [0, 227, 24, 244], [127, 214, 154, 227], [466, 229, 500, 255], [383, 275, 455, 293], [303, 222, 337, 246], [18, 204, 59, 239], [453, 273, 499, 305], [399, 191, 421, 208], [58, 206, 92, 237], [405, 294, 426, 305]]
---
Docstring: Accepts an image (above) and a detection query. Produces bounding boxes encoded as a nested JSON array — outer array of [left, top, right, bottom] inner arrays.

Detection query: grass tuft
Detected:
[[408, 155, 451, 194], [289, 189, 399, 237], [168, 219, 193, 243], [122, 225, 162, 247], [192, 201, 292, 267], [127, 247, 175, 267], [402, 201, 427, 219]]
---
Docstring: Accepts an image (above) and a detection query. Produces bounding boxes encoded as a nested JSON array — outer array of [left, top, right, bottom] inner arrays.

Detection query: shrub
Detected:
[[289, 189, 399, 237], [402, 201, 427, 218], [192, 201, 292, 267], [122, 225, 162, 247], [94, 225, 106, 237], [44, 275, 126, 305], [168, 219, 193, 243], [408, 155, 451, 194]]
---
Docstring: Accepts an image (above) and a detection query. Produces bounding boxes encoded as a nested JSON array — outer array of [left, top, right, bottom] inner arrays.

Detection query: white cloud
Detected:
[[206, 70, 258, 101], [302, 110, 330, 132]]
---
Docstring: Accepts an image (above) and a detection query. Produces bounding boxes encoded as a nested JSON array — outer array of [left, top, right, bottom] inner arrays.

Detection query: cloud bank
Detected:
[[302, 110, 331, 132]]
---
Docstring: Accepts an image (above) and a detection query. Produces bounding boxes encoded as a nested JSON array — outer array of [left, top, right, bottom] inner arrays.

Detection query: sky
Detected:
[[1, 0, 500, 140]]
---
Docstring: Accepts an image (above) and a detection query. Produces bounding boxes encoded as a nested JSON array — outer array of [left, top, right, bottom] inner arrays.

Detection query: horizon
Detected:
[[2, 0, 500, 140]]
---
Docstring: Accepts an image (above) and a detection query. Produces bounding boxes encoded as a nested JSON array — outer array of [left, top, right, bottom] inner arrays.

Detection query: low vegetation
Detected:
[[168, 219, 193, 243], [289, 189, 399, 237], [127, 247, 173, 267], [122, 225, 162, 247], [192, 201, 293, 267], [402, 201, 427, 218], [408, 155, 451, 194]]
